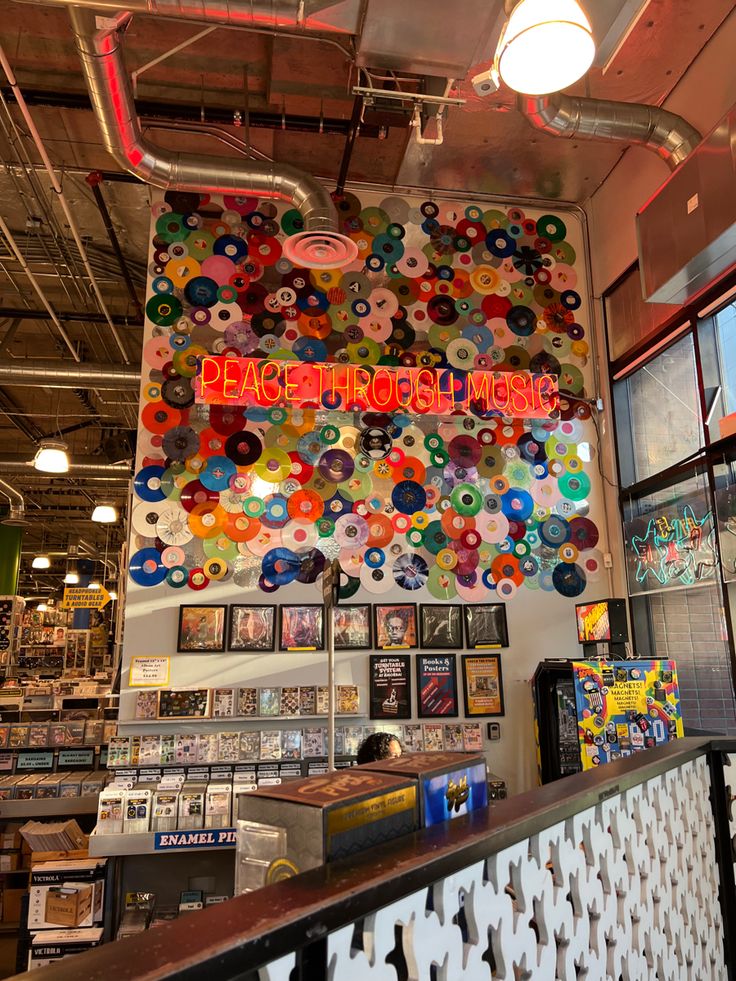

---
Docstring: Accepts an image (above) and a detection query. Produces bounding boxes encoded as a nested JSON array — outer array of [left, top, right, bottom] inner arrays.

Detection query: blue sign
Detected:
[[58, 749, 95, 769], [153, 828, 236, 851]]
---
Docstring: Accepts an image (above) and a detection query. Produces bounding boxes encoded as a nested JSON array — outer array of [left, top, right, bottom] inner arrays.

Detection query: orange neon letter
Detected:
[[200, 357, 222, 401]]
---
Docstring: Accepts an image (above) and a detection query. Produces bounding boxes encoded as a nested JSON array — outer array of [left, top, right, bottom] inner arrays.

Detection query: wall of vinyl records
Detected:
[[123, 189, 609, 793]]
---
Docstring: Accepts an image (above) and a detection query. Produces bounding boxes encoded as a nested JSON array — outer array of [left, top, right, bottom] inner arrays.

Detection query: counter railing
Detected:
[[9, 736, 736, 980]]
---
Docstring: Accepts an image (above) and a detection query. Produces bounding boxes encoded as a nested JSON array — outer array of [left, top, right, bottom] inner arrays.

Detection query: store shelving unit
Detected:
[[89, 830, 236, 858]]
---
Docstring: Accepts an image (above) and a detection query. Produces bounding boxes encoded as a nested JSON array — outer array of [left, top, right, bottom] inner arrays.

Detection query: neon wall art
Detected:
[[131, 191, 603, 600], [627, 502, 718, 594]]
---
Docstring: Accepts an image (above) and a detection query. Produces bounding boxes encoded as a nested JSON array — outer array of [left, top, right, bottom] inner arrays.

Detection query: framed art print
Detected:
[[369, 654, 411, 720], [279, 605, 324, 651], [177, 605, 226, 653], [373, 603, 418, 650], [461, 654, 505, 717], [416, 654, 458, 718], [463, 604, 509, 649], [419, 604, 463, 649], [333, 604, 372, 650], [228, 605, 276, 652]]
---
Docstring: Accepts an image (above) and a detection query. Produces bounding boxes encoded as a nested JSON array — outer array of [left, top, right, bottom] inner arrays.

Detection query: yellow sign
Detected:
[[61, 586, 110, 611]]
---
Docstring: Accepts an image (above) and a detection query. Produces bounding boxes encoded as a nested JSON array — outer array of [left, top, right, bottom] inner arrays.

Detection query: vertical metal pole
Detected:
[[324, 559, 339, 772]]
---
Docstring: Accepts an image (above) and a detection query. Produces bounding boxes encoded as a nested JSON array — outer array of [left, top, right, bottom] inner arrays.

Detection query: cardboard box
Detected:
[[28, 927, 103, 970], [28, 859, 106, 930], [360, 752, 488, 827], [44, 885, 92, 928], [237, 770, 418, 892], [0, 851, 19, 872], [0, 825, 22, 850], [3, 886, 26, 923]]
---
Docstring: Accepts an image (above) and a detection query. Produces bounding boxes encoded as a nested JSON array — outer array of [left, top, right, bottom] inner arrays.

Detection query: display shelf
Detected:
[[89, 828, 237, 857], [0, 922, 20, 934], [0, 796, 99, 819], [120, 713, 366, 727]]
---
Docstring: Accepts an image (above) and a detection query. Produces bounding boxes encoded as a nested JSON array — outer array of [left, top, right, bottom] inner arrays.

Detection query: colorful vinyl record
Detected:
[[318, 449, 354, 484], [359, 427, 392, 460], [202, 557, 228, 580], [161, 377, 195, 409], [180, 480, 220, 513], [334, 514, 369, 549], [295, 547, 326, 584], [567, 516, 599, 551], [254, 448, 292, 482], [450, 483, 483, 516], [161, 545, 186, 568], [261, 547, 301, 585], [162, 426, 199, 461], [393, 552, 429, 590], [188, 502, 224, 538], [391, 481, 427, 515], [155, 507, 194, 547], [551, 562, 586, 597], [225, 430, 262, 465], [188, 567, 210, 590], [166, 566, 189, 588], [360, 562, 394, 594], [131, 502, 165, 538], [129, 548, 167, 586], [200, 455, 237, 491], [134, 465, 166, 503]]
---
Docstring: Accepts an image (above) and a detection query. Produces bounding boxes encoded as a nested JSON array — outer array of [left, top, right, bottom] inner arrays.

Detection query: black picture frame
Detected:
[[279, 604, 325, 651], [177, 605, 227, 653], [463, 604, 509, 649], [228, 605, 276, 652], [157, 688, 210, 719], [333, 604, 372, 650], [415, 653, 458, 718], [373, 603, 418, 650], [419, 604, 463, 649], [369, 654, 411, 720], [461, 654, 505, 717]]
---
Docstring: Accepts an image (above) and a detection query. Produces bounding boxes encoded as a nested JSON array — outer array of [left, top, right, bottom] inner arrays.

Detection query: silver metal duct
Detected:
[[0, 360, 141, 390], [0, 458, 131, 475], [69, 6, 358, 267], [40, 0, 357, 32], [519, 94, 701, 172]]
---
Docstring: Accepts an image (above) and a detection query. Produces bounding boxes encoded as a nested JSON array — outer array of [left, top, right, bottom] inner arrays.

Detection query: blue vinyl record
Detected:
[[262, 547, 301, 586], [552, 562, 586, 597], [391, 480, 427, 515], [134, 465, 166, 503], [129, 548, 167, 586]]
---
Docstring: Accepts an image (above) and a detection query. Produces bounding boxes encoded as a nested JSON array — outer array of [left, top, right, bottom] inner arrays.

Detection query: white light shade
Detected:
[[108, 590, 118, 601], [33, 439, 69, 474], [63, 571, 79, 584], [31, 555, 51, 569], [91, 504, 117, 523], [498, 0, 594, 95], [88, 580, 101, 590], [36, 602, 47, 612]]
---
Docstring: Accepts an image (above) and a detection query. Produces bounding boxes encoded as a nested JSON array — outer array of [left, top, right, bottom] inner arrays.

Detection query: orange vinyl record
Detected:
[[188, 502, 226, 538], [287, 488, 324, 524], [224, 512, 260, 543], [440, 508, 474, 539], [366, 513, 394, 548], [490, 553, 524, 586], [141, 401, 182, 435]]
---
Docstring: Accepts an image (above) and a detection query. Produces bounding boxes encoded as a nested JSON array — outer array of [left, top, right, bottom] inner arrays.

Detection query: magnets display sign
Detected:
[[197, 356, 559, 419], [572, 659, 683, 771]]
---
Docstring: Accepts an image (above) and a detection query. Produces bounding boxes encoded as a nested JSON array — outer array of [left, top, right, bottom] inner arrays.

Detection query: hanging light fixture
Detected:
[[91, 503, 117, 523], [88, 580, 101, 590], [32, 554, 51, 569], [63, 571, 79, 584], [36, 602, 48, 612], [33, 439, 70, 474], [108, 590, 118, 601], [496, 0, 595, 95]]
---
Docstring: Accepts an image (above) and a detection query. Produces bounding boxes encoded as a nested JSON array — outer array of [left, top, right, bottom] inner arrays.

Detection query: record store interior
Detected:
[[0, 0, 733, 977]]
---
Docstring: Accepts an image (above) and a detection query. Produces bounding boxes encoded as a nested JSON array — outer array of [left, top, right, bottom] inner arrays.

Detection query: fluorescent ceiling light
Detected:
[[91, 504, 117, 523], [31, 555, 50, 569], [497, 0, 595, 95], [33, 439, 69, 474], [63, 571, 79, 584]]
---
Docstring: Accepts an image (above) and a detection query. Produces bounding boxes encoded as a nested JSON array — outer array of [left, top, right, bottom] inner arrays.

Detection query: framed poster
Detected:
[[279, 605, 324, 651], [461, 654, 505, 717], [177, 605, 226, 653], [157, 689, 210, 720], [419, 604, 463, 649], [373, 603, 418, 650], [228, 605, 276, 651], [463, 604, 509, 649], [333, 604, 372, 650], [416, 654, 458, 718], [369, 654, 411, 720]]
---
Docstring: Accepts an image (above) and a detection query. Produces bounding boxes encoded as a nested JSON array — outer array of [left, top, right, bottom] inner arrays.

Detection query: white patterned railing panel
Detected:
[[258, 952, 295, 981], [326, 756, 726, 980], [725, 753, 735, 864]]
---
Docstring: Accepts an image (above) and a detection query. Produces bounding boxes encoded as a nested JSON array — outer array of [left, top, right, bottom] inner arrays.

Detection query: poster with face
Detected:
[[374, 604, 418, 649]]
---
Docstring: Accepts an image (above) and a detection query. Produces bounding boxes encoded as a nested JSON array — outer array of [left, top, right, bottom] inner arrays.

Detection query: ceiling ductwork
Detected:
[[519, 94, 701, 172], [68, 6, 358, 268], [0, 360, 141, 390], [638, 103, 736, 305], [0, 458, 131, 476], [0, 479, 29, 526]]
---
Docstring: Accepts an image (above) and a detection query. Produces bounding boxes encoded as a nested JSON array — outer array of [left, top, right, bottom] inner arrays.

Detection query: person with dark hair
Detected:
[[356, 732, 402, 765]]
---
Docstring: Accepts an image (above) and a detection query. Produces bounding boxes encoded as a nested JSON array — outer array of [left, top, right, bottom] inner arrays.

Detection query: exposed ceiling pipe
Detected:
[[0, 458, 131, 475], [69, 6, 357, 268], [0, 45, 131, 362], [0, 307, 141, 326], [519, 94, 701, 172], [0, 360, 140, 390], [0, 216, 80, 362], [36, 0, 355, 31]]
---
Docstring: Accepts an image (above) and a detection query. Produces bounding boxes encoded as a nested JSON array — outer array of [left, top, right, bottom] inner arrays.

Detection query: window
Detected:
[[614, 334, 702, 486], [699, 298, 736, 442]]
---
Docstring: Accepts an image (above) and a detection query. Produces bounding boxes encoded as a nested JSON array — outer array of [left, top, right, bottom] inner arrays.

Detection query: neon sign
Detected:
[[628, 504, 718, 591], [195, 356, 559, 419]]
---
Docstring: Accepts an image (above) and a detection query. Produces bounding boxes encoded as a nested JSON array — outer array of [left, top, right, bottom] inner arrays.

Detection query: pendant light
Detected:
[[497, 0, 595, 95], [33, 439, 70, 474]]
